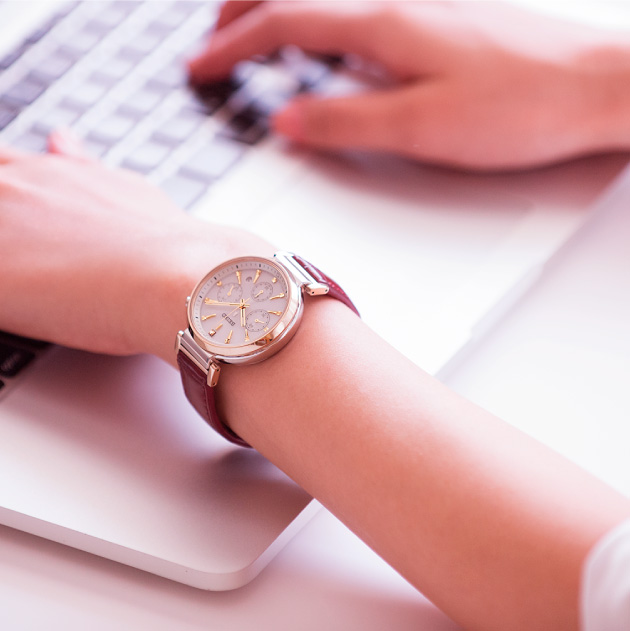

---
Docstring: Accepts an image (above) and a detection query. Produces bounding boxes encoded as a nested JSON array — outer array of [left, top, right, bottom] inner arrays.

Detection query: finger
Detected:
[[215, 1, 264, 30], [47, 128, 94, 162], [188, 2, 383, 83], [0, 144, 30, 164], [271, 86, 437, 159]]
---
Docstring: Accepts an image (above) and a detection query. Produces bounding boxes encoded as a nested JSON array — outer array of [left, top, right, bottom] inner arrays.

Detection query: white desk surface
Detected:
[[2, 155, 630, 631]]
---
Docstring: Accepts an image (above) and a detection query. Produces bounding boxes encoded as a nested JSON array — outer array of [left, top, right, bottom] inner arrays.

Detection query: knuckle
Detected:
[[351, 4, 403, 61]]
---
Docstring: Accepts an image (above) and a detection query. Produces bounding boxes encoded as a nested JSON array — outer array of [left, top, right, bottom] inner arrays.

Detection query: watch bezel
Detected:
[[186, 255, 303, 364]]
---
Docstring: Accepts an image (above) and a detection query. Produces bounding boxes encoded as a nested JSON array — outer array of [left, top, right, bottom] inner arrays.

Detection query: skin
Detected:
[[0, 135, 268, 363], [189, 1, 630, 170], [2, 3, 630, 630]]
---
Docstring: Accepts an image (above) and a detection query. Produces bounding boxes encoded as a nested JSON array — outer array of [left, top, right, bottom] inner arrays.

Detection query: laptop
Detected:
[[0, 0, 627, 590]]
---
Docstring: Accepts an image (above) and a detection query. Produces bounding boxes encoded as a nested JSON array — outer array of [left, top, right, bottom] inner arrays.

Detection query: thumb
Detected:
[[271, 88, 420, 155]]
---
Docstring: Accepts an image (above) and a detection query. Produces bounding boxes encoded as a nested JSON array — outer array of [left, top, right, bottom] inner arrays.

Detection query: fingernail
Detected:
[[48, 127, 84, 156], [186, 56, 200, 76], [272, 102, 305, 141]]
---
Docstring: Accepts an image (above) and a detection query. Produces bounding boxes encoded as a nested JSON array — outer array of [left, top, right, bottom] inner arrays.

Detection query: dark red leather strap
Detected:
[[179, 255, 359, 448], [177, 352, 250, 447], [292, 254, 360, 317]]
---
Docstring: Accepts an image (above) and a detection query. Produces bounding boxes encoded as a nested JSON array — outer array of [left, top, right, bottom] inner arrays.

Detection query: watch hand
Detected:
[[205, 299, 242, 307], [254, 290, 264, 298], [213, 298, 252, 331], [227, 284, 234, 297]]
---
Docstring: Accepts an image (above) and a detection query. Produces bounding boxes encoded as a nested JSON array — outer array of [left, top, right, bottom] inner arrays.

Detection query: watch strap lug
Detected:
[[176, 329, 221, 387], [274, 252, 360, 317], [207, 361, 221, 387], [304, 282, 329, 296], [274, 251, 318, 287]]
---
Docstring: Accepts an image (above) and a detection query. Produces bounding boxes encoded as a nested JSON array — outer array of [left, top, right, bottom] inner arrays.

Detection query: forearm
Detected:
[[210, 297, 630, 631]]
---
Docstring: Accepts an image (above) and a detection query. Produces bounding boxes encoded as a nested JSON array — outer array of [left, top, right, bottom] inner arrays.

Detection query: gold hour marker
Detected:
[[201, 314, 216, 321], [245, 330, 250, 343], [268, 310, 282, 316], [236, 270, 242, 285], [253, 269, 261, 284], [225, 330, 233, 344], [216, 280, 222, 286], [270, 293, 285, 300], [209, 329, 216, 337], [263, 327, 269, 332], [272, 277, 277, 283]]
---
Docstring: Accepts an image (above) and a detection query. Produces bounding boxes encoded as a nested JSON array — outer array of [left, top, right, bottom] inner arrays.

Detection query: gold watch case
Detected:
[[185, 255, 303, 365]]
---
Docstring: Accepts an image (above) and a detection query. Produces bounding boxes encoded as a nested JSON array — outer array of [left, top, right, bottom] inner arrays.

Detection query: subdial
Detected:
[[217, 282, 242, 302], [246, 309, 271, 332], [251, 281, 273, 302]]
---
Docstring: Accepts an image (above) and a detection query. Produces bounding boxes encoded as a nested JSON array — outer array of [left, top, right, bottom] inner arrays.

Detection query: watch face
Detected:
[[188, 257, 299, 358]]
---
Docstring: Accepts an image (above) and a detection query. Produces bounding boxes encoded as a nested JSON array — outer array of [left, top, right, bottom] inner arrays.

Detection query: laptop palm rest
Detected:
[[0, 347, 315, 590]]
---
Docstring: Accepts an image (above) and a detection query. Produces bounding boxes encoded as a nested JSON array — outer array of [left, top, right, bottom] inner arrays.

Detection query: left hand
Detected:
[[0, 131, 269, 364]]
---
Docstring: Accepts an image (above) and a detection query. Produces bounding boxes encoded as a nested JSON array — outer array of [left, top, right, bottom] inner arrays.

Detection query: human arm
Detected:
[[223, 298, 630, 631], [1, 144, 629, 630], [189, 1, 630, 170]]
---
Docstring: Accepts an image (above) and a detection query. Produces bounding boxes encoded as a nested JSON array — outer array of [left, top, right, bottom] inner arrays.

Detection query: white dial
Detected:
[[190, 258, 290, 348], [217, 282, 242, 302]]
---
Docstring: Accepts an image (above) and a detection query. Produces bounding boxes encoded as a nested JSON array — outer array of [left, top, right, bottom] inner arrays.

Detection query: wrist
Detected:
[[125, 220, 273, 365], [173, 251, 361, 448]]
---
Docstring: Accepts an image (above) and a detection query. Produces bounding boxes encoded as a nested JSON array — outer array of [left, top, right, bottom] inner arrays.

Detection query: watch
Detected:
[[175, 251, 359, 448]]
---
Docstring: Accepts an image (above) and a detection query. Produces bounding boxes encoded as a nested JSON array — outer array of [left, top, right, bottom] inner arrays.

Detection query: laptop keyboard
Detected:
[[0, 0, 333, 200], [0, 0, 334, 397], [0, 333, 48, 395]]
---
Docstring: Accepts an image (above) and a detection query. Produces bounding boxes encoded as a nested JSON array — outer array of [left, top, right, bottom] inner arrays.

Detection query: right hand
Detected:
[[189, 1, 630, 170]]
